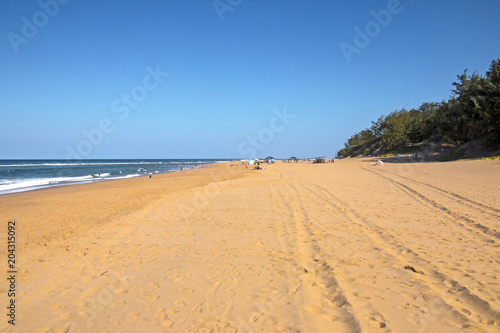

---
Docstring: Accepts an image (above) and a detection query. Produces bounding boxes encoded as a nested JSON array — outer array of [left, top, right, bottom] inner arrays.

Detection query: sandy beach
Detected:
[[1, 159, 499, 332]]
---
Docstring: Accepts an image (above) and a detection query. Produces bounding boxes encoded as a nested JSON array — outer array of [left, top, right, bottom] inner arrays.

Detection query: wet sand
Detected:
[[0, 159, 499, 332]]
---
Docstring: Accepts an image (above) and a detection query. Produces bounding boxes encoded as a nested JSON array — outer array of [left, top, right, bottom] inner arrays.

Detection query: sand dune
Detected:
[[1, 159, 499, 332]]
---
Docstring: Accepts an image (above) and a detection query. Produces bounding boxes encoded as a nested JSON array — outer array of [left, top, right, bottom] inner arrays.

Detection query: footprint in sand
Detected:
[[192, 302, 205, 313], [154, 308, 169, 320], [367, 312, 387, 328], [174, 300, 187, 307], [318, 277, 337, 289], [142, 292, 160, 300]]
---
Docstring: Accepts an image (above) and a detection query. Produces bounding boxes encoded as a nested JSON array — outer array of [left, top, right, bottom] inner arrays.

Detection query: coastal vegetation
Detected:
[[338, 59, 500, 158]]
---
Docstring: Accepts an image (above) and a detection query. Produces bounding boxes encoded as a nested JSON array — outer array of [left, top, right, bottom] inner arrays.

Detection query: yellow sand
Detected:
[[0, 159, 499, 332]]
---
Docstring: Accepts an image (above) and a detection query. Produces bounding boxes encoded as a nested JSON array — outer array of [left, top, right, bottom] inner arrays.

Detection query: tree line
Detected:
[[338, 59, 500, 158]]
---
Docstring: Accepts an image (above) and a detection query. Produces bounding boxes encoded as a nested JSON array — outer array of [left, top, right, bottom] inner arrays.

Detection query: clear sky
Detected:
[[1, 0, 499, 159]]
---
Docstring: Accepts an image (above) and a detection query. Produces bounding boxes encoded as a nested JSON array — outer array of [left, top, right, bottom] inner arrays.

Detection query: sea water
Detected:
[[0, 159, 229, 194]]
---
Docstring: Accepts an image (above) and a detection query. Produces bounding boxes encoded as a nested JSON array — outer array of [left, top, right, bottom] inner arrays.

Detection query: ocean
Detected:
[[0, 159, 230, 195]]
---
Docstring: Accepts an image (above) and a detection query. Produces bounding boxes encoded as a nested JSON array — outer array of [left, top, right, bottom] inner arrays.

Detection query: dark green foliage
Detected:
[[338, 59, 500, 157], [380, 109, 412, 151], [483, 59, 500, 147]]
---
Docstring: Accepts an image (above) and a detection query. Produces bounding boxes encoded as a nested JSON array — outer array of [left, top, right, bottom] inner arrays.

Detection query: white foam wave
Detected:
[[119, 174, 142, 178], [0, 162, 170, 167], [92, 173, 111, 178], [0, 175, 94, 193]]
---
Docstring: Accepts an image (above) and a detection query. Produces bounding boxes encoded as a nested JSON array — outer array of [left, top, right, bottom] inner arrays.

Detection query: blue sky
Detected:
[[1, 0, 499, 159]]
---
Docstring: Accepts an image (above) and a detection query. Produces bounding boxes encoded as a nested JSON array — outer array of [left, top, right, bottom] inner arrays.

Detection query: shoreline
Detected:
[[0, 169, 180, 196], [0, 160, 225, 196]]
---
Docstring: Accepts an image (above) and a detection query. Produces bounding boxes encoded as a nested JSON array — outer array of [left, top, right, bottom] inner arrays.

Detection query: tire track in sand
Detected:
[[369, 167, 500, 218], [363, 167, 500, 241], [286, 170, 466, 331], [270, 171, 362, 333], [299, 177, 500, 329], [360, 167, 499, 267]]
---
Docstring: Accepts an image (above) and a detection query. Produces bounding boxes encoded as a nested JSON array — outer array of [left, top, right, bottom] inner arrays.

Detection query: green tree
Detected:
[[482, 59, 500, 147], [381, 109, 411, 150]]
